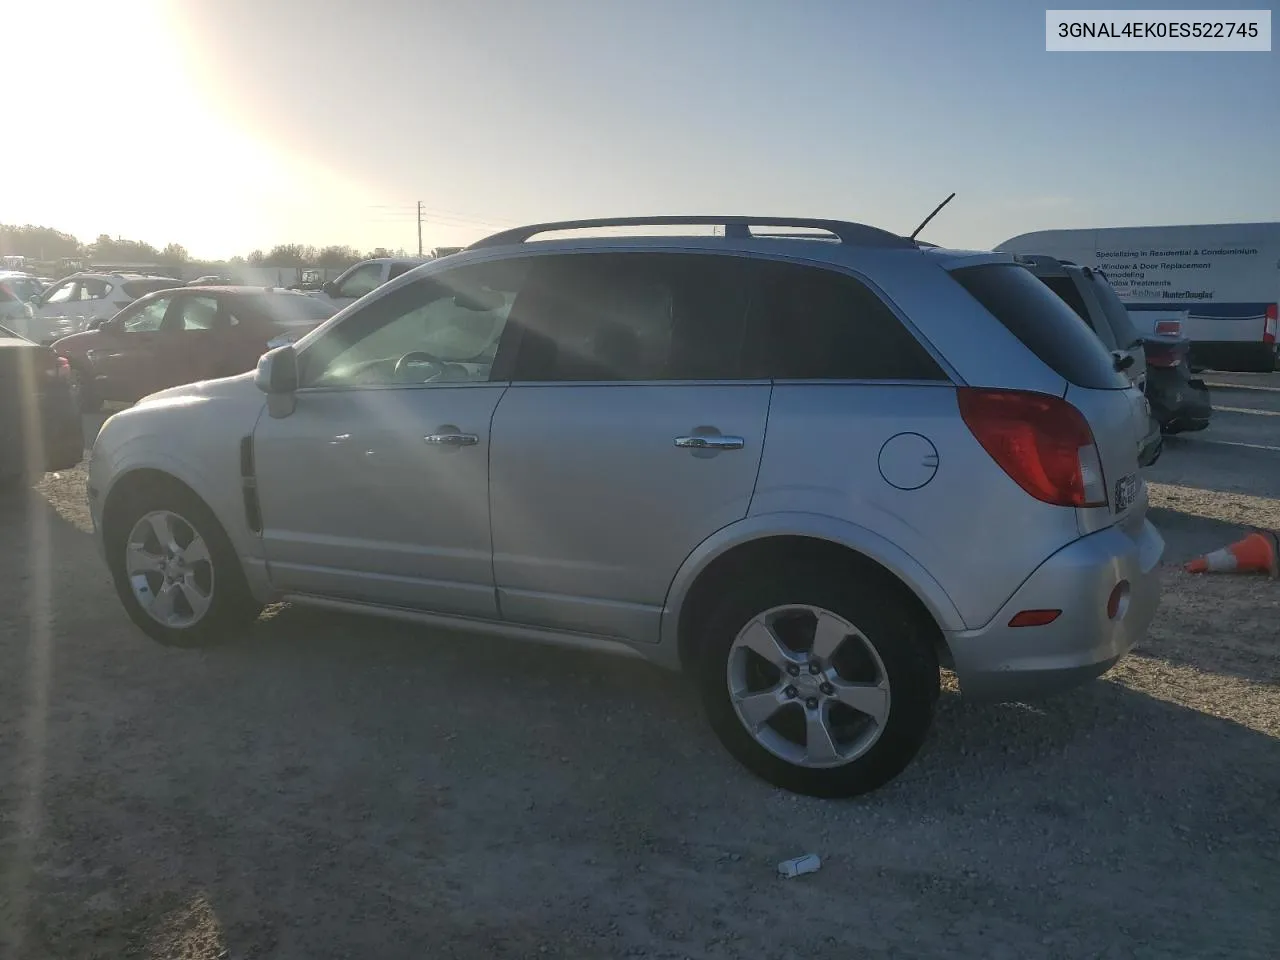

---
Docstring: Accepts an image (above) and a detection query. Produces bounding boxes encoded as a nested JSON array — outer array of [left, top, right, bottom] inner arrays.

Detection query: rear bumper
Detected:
[[946, 518, 1164, 700], [1147, 369, 1212, 432]]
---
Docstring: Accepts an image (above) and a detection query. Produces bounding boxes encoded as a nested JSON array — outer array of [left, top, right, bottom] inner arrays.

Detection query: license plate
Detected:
[[1114, 473, 1138, 513]]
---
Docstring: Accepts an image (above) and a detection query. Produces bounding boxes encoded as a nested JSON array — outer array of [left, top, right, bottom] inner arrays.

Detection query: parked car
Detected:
[[313, 256, 427, 308], [0, 279, 34, 329], [0, 271, 48, 305], [53, 286, 336, 412], [1141, 322, 1213, 434], [20, 273, 179, 345], [86, 215, 1163, 798], [0, 323, 83, 489], [1019, 255, 1163, 466], [187, 275, 235, 286]]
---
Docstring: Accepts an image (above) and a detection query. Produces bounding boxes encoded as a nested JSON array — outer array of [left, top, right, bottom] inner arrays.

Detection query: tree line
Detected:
[[0, 223, 406, 270]]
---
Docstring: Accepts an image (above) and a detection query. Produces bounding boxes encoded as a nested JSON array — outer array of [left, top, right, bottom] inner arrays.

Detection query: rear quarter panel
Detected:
[[751, 382, 1085, 629]]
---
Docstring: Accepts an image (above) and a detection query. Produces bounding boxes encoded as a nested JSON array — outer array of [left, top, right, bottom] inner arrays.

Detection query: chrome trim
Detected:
[[424, 433, 479, 446], [674, 435, 745, 450]]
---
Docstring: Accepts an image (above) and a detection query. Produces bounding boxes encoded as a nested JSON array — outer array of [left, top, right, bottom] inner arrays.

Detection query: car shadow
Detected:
[[4, 491, 1279, 958]]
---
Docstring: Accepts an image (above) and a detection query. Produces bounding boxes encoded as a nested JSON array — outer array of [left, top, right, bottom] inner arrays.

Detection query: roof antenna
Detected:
[[909, 192, 956, 241]]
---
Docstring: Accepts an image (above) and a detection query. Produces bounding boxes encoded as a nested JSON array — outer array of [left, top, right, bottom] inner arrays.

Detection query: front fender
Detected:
[[656, 511, 965, 668]]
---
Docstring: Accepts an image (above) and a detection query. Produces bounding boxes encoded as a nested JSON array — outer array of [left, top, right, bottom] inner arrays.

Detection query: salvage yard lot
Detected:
[[3, 377, 1279, 959]]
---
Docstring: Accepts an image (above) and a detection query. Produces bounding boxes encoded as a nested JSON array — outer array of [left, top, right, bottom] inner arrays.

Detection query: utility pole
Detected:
[[417, 200, 424, 257]]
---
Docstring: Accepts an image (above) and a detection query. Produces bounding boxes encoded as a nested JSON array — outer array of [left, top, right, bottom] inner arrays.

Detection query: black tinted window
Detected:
[[511, 253, 752, 381], [1039, 275, 1092, 325], [1089, 272, 1143, 348], [746, 261, 946, 381], [952, 264, 1127, 390], [387, 262, 416, 280]]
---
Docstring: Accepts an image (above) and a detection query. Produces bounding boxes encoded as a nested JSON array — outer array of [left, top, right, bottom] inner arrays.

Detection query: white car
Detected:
[[0, 274, 36, 328], [313, 257, 426, 308], [21, 273, 179, 344]]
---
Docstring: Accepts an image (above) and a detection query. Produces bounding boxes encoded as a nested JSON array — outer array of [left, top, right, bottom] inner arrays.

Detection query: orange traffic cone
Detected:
[[1184, 531, 1280, 577]]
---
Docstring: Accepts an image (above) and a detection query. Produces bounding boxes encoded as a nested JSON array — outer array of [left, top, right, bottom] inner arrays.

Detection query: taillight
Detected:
[[1143, 341, 1182, 369], [1265, 304, 1277, 345], [45, 355, 71, 381], [957, 388, 1107, 508], [1154, 319, 1182, 337]]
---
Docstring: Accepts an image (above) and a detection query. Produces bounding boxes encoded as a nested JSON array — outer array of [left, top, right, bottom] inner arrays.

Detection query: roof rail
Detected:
[[469, 216, 914, 250]]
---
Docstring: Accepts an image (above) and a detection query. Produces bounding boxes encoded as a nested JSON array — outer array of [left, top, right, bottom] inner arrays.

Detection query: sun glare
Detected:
[[3, 0, 379, 258]]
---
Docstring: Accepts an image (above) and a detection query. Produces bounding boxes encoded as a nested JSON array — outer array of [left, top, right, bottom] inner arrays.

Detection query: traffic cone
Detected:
[[1184, 531, 1280, 577]]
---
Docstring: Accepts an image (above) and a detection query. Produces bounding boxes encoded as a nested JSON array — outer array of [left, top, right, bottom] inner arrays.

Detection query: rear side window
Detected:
[[1090, 272, 1143, 348], [952, 264, 1127, 390], [121, 279, 177, 299], [387, 262, 416, 280], [511, 253, 753, 382], [745, 261, 946, 381]]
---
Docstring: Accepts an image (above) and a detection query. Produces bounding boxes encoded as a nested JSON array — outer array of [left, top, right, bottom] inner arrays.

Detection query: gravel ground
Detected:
[[2, 376, 1279, 960]]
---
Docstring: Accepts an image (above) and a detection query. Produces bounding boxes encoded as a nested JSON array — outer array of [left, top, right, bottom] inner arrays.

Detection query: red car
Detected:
[[52, 286, 336, 412]]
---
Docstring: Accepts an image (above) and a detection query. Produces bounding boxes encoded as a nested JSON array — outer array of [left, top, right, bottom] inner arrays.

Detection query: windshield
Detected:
[[1090, 271, 1144, 348]]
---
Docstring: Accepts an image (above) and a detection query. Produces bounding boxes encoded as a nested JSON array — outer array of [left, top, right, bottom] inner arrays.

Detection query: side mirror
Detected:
[[321, 280, 337, 297], [256, 345, 300, 418], [256, 345, 299, 394]]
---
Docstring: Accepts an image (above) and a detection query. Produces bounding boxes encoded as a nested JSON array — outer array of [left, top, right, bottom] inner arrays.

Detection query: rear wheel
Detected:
[[105, 481, 261, 647], [692, 565, 939, 798]]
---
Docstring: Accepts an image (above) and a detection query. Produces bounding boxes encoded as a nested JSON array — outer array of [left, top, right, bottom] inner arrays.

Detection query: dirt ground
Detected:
[[2, 375, 1278, 959]]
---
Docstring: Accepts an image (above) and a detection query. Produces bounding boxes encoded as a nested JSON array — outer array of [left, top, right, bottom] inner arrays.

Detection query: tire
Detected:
[[70, 364, 102, 414], [104, 479, 261, 647], [692, 564, 939, 798]]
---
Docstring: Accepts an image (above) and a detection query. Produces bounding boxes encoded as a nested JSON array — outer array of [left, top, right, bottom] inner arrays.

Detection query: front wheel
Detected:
[[105, 481, 261, 647], [693, 566, 939, 798]]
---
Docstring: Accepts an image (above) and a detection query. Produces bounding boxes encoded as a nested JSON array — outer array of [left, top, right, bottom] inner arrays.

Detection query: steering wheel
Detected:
[[393, 351, 447, 382]]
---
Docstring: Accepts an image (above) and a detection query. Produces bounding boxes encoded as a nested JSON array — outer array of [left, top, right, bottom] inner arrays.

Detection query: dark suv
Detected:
[[1019, 256, 1163, 465]]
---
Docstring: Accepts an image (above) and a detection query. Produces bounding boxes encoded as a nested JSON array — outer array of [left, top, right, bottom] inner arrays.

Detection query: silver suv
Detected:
[[87, 216, 1164, 797]]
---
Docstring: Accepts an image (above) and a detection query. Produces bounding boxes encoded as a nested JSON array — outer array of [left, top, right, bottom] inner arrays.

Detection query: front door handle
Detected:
[[424, 433, 478, 447], [674, 435, 745, 451]]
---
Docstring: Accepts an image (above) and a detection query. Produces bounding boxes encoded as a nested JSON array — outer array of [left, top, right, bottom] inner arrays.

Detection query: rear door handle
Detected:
[[674, 435, 745, 450], [424, 433, 478, 447]]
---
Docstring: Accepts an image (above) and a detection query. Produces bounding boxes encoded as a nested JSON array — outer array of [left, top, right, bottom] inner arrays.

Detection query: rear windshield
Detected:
[[252, 293, 337, 325], [952, 264, 1128, 390], [122, 278, 178, 298], [1089, 272, 1144, 348]]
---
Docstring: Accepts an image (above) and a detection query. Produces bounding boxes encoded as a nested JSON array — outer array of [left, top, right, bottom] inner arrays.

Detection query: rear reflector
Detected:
[[1154, 319, 1182, 337], [1009, 609, 1062, 627], [957, 388, 1107, 508], [1265, 304, 1277, 345]]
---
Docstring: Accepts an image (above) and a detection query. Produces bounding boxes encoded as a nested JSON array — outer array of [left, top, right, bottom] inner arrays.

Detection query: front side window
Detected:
[[510, 252, 753, 382], [120, 296, 172, 333], [301, 260, 528, 388], [332, 262, 384, 299]]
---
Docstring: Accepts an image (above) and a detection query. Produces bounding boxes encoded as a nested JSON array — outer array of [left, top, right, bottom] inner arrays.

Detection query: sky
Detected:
[[2, 0, 1277, 260]]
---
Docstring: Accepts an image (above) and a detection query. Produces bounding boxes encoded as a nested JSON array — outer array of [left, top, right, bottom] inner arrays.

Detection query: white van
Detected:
[[998, 223, 1279, 372]]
